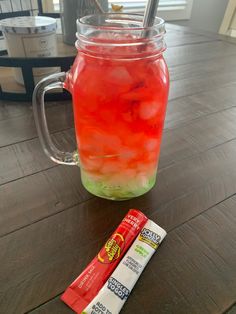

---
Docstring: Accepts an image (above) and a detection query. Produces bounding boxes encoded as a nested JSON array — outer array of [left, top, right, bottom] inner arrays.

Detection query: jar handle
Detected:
[[33, 72, 78, 166]]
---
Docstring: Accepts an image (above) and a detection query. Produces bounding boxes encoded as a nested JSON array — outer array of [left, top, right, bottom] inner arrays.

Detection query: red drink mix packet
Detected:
[[61, 209, 148, 313]]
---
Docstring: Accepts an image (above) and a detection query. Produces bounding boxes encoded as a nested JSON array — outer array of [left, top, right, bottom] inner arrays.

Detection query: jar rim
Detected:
[[77, 13, 165, 34], [76, 13, 166, 60]]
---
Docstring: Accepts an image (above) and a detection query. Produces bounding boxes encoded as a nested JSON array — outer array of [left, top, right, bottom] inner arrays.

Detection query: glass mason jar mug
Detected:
[[33, 14, 169, 201]]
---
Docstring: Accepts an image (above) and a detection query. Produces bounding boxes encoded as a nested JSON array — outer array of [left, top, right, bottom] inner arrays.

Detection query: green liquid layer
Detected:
[[81, 171, 157, 201]]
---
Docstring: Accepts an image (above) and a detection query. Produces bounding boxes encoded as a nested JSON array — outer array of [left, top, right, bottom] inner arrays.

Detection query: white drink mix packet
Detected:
[[82, 219, 167, 314]]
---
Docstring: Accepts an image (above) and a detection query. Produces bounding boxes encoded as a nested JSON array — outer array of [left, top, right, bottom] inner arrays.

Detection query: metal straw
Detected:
[[93, 0, 106, 13], [143, 0, 160, 31]]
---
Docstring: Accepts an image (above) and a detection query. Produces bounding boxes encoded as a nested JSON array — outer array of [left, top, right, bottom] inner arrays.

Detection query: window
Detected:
[[0, 0, 38, 14], [108, 0, 194, 20], [51, 0, 193, 21]]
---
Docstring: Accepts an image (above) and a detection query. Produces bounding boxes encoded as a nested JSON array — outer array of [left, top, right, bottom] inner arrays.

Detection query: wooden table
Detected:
[[1, 24, 236, 314]]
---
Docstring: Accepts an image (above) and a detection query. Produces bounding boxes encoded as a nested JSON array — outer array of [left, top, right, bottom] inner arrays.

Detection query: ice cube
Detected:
[[144, 138, 160, 152], [123, 132, 145, 147], [107, 173, 126, 186], [81, 155, 103, 172], [80, 128, 122, 157], [122, 169, 137, 179], [135, 173, 150, 189], [107, 67, 133, 86], [136, 160, 157, 175], [147, 151, 158, 163], [100, 161, 121, 174], [139, 101, 160, 120], [93, 131, 122, 147], [119, 147, 137, 160]]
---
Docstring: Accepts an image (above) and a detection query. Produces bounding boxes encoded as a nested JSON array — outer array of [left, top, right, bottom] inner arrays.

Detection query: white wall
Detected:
[[176, 0, 229, 33]]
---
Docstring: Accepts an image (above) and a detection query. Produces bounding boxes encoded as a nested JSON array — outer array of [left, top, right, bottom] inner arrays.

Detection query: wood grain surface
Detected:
[[0, 24, 236, 314]]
